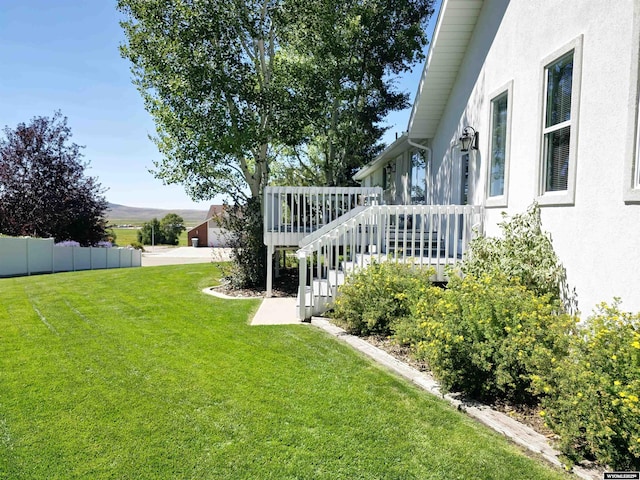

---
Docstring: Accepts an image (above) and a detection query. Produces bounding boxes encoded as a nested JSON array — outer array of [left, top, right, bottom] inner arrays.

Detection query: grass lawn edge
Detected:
[[309, 317, 602, 480]]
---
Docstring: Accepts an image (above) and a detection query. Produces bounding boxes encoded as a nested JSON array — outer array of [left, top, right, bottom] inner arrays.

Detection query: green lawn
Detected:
[[0, 265, 569, 479], [111, 227, 188, 247]]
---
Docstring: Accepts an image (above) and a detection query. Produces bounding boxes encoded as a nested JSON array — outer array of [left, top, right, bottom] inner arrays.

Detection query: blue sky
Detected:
[[0, 1, 437, 209]]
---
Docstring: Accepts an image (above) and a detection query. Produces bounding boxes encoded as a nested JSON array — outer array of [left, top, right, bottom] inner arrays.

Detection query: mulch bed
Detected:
[[214, 268, 299, 298], [361, 334, 556, 439]]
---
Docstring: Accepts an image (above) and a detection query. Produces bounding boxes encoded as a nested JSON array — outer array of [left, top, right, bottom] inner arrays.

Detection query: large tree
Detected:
[[118, 0, 285, 204], [118, 0, 434, 287], [0, 112, 109, 246], [118, 0, 434, 197], [276, 0, 435, 186]]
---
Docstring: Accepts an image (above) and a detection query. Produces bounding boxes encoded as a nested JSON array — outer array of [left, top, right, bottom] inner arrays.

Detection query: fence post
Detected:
[[26, 238, 31, 276]]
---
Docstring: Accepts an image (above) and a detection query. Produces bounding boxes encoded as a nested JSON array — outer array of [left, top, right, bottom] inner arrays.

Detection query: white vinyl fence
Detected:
[[0, 237, 141, 277]]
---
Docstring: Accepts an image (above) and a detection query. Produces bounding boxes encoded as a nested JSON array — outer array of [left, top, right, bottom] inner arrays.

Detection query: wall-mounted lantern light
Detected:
[[459, 126, 479, 152]]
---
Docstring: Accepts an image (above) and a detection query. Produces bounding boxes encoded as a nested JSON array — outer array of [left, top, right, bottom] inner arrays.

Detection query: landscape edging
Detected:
[[309, 317, 602, 480]]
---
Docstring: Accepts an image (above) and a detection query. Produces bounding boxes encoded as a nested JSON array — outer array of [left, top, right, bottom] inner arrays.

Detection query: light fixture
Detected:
[[459, 126, 479, 152]]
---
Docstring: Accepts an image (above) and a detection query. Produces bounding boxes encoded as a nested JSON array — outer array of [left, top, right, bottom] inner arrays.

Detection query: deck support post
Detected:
[[274, 249, 280, 278], [298, 251, 307, 320], [266, 244, 275, 297]]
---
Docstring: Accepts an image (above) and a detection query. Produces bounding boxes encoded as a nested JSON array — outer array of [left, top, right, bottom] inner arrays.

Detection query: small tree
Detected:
[[0, 112, 108, 245], [137, 214, 185, 246], [137, 218, 162, 245], [159, 213, 185, 245]]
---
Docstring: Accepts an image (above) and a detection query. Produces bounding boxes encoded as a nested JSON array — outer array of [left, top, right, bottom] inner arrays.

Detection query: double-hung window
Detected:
[[538, 37, 582, 205], [624, 14, 640, 203], [486, 81, 512, 207], [411, 151, 426, 204]]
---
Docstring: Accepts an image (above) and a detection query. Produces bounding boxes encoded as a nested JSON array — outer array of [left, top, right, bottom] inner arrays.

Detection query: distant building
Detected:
[[187, 205, 229, 247]]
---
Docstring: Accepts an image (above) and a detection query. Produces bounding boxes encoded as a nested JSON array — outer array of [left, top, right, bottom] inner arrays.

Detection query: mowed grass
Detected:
[[0, 265, 569, 479], [111, 227, 188, 247]]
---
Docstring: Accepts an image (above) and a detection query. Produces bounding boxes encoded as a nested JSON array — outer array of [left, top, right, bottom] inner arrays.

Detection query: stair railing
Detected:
[[297, 204, 483, 320]]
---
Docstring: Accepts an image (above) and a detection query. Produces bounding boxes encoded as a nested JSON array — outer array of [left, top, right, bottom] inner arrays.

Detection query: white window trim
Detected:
[[536, 35, 583, 206], [624, 3, 640, 203], [485, 80, 513, 208]]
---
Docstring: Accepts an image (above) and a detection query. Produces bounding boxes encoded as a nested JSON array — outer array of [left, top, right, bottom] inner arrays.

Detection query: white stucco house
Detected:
[[265, 0, 640, 319]]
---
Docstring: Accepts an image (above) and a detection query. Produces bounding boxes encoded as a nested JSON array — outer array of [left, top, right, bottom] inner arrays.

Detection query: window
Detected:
[[636, 123, 640, 188], [410, 151, 426, 204], [383, 164, 393, 192], [486, 82, 512, 207], [624, 10, 640, 203], [624, 84, 640, 201], [538, 37, 582, 206], [461, 153, 470, 205], [543, 52, 573, 192]]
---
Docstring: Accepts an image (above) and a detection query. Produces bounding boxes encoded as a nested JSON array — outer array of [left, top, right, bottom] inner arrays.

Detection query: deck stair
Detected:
[[295, 204, 483, 320]]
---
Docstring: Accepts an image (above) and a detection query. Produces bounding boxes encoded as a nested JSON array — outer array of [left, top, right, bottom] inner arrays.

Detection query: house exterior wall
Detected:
[[187, 221, 208, 247], [422, 0, 640, 315], [207, 219, 228, 247]]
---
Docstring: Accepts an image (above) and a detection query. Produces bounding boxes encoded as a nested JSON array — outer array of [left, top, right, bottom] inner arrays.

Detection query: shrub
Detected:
[[219, 197, 266, 289], [55, 240, 81, 247], [137, 214, 185, 246], [127, 241, 145, 251], [332, 262, 434, 336], [534, 301, 640, 470], [413, 273, 576, 403], [462, 203, 575, 312]]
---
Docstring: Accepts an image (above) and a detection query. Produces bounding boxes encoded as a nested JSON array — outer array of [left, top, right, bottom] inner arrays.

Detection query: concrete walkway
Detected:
[[201, 287, 301, 326], [142, 247, 232, 266], [250, 297, 301, 325]]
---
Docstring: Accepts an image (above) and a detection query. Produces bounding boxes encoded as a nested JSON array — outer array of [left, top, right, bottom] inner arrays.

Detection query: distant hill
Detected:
[[106, 203, 208, 226]]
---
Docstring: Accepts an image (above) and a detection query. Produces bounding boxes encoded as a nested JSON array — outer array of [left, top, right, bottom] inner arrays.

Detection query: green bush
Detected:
[[412, 273, 576, 403], [137, 214, 185, 246], [462, 203, 575, 312], [219, 197, 266, 289], [128, 241, 145, 251], [333, 262, 434, 336], [533, 301, 640, 470]]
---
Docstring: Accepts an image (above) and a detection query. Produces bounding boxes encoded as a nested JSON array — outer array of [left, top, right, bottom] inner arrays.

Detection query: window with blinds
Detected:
[[543, 52, 574, 192], [489, 91, 508, 197]]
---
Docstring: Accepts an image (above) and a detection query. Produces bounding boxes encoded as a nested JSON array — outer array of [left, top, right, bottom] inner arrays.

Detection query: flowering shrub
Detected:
[[55, 240, 81, 247], [533, 301, 640, 469], [461, 203, 576, 313], [333, 262, 434, 336], [412, 273, 576, 403], [94, 241, 112, 248]]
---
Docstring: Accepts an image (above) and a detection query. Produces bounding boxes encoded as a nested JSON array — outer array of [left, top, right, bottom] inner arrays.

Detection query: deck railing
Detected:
[[296, 204, 483, 320], [263, 186, 383, 248]]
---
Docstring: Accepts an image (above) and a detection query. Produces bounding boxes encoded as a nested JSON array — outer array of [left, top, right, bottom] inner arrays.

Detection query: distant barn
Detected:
[[186, 205, 229, 247]]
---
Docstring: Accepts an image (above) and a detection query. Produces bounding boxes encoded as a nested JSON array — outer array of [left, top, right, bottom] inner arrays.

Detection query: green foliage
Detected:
[[119, 0, 435, 200], [105, 227, 117, 244], [462, 203, 574, 312], [333, 262, 434, 336], [534, 301, 640, 470], [273, 0, 435, 187], [0, 111, 109, 245], [0, 264, 566, 480], [159, 213, 185, 245], [219, 197, 266, 289], [127, 241, 145, 251], [137, 218, 160, 245], [410, 273, 576, 404], [137, 214, 184, 245]]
